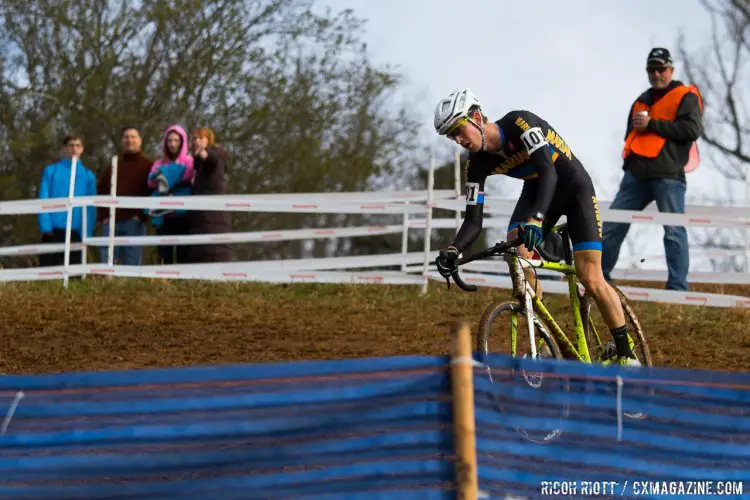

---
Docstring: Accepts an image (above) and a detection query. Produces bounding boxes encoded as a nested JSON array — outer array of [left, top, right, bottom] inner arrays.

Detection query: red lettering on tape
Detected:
[[38, 271, 63, 277], [156, 271, 181, 276], [159, 201, 184, 206], [161, 238, 180, 244], [262, 233, 283, 239], [291, 273, 316, 279], [632, 215, 654, 221], [222, 272, 248, 278], [685, 295, 708, 303], [628, 291, 650, 298], [225, 202, 252, 208], [293, 204, 318, 209], [361, 204, 386, 210], [688, 218, 711, 224], [42, 204, 67, 210], [356, 275, 384, 283], [91, 268, 115, 274], [314, 230, 336, 235]]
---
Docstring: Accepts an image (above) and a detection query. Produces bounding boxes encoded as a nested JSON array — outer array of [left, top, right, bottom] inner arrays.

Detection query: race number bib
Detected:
[[520, 126, 548, 154], [465, 182, 484, 205]]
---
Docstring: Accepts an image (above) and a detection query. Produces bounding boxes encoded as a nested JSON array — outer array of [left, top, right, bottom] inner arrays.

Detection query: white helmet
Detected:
[[434, 88, 482, 135]]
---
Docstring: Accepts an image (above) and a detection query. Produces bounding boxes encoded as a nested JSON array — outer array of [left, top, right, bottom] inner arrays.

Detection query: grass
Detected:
[[0, 277, 748, 374]]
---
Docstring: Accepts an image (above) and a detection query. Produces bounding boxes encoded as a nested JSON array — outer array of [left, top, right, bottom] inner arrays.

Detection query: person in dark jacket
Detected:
[[601, 47, 703, 291], [97, 126, 153, 265], [187, 127, 232, 263]]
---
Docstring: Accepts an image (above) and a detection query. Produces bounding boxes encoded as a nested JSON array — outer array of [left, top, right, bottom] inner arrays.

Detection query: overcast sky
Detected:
[[320, 0, 744, 272]]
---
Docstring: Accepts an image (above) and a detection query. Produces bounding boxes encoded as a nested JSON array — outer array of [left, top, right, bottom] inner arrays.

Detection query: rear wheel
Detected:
[[476, 300, 569, 444], [581, 285, 652, 368], [581, 284, 652, 420]]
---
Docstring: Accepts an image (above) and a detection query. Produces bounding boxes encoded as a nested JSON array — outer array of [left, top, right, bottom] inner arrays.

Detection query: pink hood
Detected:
[[147, 124, 195, 187]]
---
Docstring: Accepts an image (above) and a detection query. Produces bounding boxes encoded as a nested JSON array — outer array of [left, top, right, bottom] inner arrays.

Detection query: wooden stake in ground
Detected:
[[451, 322, 478, 500]]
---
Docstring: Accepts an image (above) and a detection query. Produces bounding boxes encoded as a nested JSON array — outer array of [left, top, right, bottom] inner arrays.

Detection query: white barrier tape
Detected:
[[432, 199, 750, 228], [0, 243, 88, 256], [2, 261, 747, 307], [436, 195, 750, 216], [608, 268, 750, 285], [0, 195, 430, 216], [417, 259, 750, 285], [96, 268, 427, 285], [8, 192, 750, 226], [424, 271, 750, 308], [82, 225, 404, 248], [0, 264, 426, 286], [123, 189, 456, 202], [88, 252, 439, 275]]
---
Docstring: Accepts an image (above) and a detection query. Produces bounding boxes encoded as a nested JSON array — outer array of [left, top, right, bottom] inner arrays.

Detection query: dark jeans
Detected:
[[99, 218, 146, 265], [39, 229, 83, 267], [157, 215, 190, 264], [601, 171, 689, 291]]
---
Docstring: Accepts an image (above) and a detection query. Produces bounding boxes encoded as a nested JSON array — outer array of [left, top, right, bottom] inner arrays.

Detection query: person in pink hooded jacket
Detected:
[[146, 125, 195, 264]]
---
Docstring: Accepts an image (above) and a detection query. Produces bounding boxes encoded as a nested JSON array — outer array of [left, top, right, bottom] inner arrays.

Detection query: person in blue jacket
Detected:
[[37, 133, 97, 267]]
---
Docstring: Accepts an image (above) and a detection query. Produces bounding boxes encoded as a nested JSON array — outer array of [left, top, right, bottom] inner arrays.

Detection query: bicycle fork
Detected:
[[506, 250, 539, 360]]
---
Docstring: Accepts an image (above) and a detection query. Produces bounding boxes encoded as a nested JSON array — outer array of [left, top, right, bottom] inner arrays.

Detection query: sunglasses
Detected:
[[646, 66, 671, 74], [446, 116, 469, 138]]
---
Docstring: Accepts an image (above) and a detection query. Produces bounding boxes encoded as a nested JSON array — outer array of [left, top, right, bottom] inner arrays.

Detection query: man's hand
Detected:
[[436, 246, 459, 279], [632, 113, 651, 132], [520, 220, 544, 251]]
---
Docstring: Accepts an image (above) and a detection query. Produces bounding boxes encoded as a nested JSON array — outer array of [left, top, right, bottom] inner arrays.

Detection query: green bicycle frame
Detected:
[[506, 251, 592, 363]]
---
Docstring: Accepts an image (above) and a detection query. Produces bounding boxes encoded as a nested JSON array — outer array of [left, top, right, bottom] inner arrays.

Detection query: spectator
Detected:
[[37, 133, 97, 267], [187, 127, 232, 263], [97, 126, 153, 265], [601, 48, 703, 291], [146, 125, 194, 264]]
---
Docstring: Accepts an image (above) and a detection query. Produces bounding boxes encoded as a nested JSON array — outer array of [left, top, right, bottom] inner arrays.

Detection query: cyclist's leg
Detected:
[[567, 182, 637, 363]]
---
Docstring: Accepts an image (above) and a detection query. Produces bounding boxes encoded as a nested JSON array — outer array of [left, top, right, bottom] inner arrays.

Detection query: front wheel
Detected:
[[476, 300, 569, 444]]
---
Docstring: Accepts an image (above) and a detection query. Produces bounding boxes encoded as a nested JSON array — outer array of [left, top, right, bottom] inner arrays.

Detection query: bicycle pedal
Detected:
[[598, 341, 618, 361]]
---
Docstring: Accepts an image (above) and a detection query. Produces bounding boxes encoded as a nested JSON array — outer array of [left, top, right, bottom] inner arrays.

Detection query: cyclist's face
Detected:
[[447, 114, 482, 152]]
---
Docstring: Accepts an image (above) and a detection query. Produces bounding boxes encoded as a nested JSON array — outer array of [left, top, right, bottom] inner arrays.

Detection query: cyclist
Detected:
[[433, 88, 639, 367]]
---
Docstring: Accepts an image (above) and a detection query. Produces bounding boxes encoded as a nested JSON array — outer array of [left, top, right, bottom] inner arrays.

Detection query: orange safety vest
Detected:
[[622, 84, 704, 160]]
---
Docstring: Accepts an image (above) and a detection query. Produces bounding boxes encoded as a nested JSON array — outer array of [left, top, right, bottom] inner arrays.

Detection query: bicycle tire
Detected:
[[476, 300, 569, 444], [581, 284, 652, 421], [581, 285, 652, 367]]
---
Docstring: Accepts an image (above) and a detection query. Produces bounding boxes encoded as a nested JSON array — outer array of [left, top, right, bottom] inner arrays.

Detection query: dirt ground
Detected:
[[0, 278, 749, 375]]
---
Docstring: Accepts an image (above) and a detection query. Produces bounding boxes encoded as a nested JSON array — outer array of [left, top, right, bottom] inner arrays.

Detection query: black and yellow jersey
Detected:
[[464, 110, 588, 219]]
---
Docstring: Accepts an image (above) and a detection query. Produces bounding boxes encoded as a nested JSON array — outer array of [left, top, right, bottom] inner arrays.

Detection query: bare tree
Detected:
[[678, 0, 750, 271]]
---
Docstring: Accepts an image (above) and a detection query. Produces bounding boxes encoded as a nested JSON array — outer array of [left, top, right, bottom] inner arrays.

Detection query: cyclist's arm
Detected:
[[449, 170, 486, 254], [451, 204, 483, 254], [519, 126, 558, 219]]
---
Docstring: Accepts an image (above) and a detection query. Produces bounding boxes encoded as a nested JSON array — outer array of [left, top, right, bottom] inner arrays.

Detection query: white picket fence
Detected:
[[3, 153, 750, 308]]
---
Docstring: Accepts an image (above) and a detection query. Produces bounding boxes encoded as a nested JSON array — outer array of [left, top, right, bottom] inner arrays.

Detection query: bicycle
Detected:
[[442, 223, 652, 442]]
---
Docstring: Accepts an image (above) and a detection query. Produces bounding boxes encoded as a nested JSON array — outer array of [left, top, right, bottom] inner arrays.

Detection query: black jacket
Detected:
[[623, 80, 703, 183]]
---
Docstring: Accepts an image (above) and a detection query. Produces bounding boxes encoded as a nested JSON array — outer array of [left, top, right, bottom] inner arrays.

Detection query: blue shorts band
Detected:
[[572, 241, 602, 252]]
